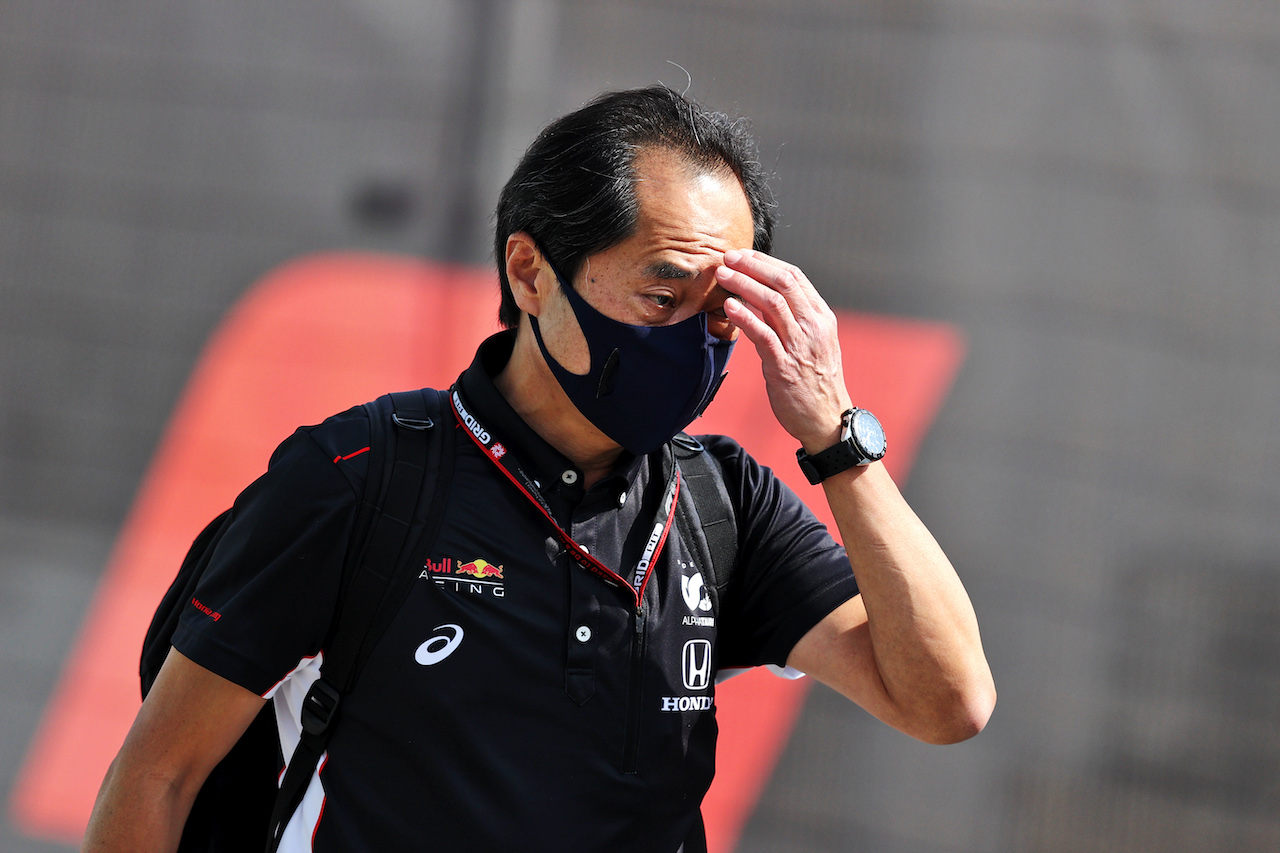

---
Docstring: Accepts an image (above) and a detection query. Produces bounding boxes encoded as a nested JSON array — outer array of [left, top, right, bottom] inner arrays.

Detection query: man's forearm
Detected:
[[81, 754, 192, 853], [822, 461, 995, 743], [82, 648, 267, 853], [713, 247, 993, 741]]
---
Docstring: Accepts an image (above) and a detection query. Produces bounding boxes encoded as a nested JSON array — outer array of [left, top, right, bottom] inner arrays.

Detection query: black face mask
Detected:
[[528, 264, 735, 456]]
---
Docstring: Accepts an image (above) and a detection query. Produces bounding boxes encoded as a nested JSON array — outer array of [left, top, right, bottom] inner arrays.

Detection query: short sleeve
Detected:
[[172, 410, 370, 696], [701, 435, 860, 669]]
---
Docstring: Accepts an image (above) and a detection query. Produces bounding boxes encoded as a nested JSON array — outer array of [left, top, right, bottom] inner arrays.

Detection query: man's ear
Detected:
[[505, 232, 554, 317]]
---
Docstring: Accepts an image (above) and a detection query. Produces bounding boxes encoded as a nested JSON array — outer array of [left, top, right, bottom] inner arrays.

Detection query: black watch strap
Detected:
[[796, 440, 864, 485], [795, 407, 885, 485]]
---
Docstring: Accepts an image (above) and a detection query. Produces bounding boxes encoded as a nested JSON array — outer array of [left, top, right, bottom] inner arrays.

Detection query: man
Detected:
[[84, 86, 994, 852]]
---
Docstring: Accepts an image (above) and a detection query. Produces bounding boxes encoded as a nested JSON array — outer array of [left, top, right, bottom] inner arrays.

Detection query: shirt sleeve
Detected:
[[172, 411, 369, 697], [701, 435, 860, 670]]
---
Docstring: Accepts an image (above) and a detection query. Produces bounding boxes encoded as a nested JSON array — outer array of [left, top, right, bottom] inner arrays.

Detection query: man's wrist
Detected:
[[795, 407, 887, 485], [798, 424, 844, 456], [795, 397, 854, 454]]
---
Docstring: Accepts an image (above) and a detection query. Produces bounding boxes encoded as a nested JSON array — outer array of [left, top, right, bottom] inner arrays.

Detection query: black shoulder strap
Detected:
[[266, 388, 455, 851], [672, 433, 738, 616]]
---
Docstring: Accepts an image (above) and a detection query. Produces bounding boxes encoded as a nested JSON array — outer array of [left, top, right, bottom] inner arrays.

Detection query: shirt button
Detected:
[[575, 626, 592, 643], [561, 469, 579, 485], [618, 492, 627, 507]]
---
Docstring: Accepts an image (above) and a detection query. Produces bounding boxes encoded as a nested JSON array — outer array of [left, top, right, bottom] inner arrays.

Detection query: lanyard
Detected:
[[449, 386, 680, 608]]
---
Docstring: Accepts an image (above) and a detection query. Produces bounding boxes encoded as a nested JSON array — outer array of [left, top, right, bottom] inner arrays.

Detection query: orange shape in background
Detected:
[[10, 253, 964, 851]]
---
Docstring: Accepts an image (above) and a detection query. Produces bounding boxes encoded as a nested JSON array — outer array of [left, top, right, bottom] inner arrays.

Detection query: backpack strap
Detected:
[[267, 388, 455, 851], [671, 433, 738, 617]]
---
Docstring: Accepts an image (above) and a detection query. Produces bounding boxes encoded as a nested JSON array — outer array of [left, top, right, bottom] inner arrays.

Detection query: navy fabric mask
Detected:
[[528, 265, 735, 456]]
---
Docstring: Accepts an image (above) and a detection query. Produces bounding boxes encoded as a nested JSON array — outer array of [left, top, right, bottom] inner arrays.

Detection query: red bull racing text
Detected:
[[421, 556, 506, 598]]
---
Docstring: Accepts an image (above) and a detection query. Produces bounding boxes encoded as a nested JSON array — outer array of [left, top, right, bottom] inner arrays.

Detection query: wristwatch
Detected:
[[795, 407, 887, 485]]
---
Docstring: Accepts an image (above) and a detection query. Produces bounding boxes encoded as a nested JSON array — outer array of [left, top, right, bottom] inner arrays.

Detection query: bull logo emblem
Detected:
[[456, 559, 503, 580]]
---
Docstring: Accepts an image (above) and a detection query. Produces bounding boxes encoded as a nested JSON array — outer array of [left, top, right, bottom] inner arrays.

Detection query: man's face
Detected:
[[539, 147, 755, 375]]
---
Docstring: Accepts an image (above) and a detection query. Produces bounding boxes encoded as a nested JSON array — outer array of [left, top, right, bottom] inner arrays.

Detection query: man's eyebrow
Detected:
[[644, 261, 695, 280]]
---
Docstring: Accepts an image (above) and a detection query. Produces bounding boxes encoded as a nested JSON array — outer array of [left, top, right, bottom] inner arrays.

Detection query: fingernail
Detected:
[[723, 249, 742, 264]]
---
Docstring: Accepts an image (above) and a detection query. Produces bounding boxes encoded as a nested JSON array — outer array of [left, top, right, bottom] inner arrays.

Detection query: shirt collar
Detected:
[[455, 331, 645, 500]]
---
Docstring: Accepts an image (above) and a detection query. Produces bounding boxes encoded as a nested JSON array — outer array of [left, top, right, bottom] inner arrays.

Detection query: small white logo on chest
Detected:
[[682, 571, 713, 613]]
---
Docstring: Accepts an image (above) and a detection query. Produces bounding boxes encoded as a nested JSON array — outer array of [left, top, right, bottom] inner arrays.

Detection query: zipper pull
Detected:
[[635, 607, 646, 635]]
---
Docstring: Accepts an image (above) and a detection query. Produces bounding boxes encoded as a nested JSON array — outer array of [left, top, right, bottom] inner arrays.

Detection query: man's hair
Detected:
[[493, 85, 777, 329]]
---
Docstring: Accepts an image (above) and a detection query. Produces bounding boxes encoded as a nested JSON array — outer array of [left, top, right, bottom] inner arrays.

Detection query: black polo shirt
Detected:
[[174, 331, 859, 852]]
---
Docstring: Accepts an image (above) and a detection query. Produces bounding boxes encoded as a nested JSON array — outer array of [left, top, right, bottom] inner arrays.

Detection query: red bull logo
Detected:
[[455, 559, 504, 580], [420, 556, 507, 598]]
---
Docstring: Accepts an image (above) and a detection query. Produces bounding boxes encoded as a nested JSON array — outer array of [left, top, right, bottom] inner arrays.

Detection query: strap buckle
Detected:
[[301, 679, 341, 737], [671, 433, 704, 453], [392, 414, 435, 431]]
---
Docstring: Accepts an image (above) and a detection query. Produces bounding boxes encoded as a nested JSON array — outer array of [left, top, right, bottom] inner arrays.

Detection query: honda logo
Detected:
[[682, 639, 712, 690]]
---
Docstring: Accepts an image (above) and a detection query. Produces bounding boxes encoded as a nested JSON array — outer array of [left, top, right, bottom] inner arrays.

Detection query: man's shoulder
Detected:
[[293, 387, 442, 455], [681, 434, 770, 511], [289, 388, 448, 487], [687, 433, 745, 460], [295, 402, 374, 458], [686, 433, 760, 482], [685, 433, 812, 521]]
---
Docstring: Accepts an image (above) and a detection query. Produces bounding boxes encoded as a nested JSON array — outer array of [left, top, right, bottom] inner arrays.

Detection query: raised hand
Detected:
[[717, 248, 853, 452]]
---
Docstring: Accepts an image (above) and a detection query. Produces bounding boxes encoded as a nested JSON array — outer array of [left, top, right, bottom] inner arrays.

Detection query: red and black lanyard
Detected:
[[449, 386, 680, 609]]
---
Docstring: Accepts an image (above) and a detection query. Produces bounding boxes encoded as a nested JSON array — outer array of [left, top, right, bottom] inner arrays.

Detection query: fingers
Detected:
[[719, 249, 818, 303], [715, 248, 832, 345], [722, 292, 778, 353], [714, 249, 850, 444], [716, 251, 793, 342]]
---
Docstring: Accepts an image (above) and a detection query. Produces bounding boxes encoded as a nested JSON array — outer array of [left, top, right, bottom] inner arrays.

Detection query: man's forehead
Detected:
[[631, 146, 735, 192], [630, 150, 750, 227]]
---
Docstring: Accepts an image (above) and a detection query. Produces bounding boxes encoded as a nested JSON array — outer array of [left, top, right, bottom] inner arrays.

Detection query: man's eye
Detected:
[[647, 294, 675, 309]]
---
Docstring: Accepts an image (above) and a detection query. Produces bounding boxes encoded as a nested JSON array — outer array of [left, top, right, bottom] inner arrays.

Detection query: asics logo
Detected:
[[414, 624, 464, 666]]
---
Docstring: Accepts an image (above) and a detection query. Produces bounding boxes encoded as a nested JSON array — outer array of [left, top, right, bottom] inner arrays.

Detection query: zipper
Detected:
[[621, 606, 646, 774]]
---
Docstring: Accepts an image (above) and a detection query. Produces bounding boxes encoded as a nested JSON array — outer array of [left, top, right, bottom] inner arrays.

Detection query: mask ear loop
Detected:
[[526, 245, 585, 380]]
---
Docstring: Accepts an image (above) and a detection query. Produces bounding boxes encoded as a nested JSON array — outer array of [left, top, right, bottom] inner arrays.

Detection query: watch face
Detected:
[[851, 410, 887, 458]]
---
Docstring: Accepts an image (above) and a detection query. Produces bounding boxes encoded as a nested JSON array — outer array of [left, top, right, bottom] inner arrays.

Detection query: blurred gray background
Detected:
[[3, 0, 1278, 850]]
